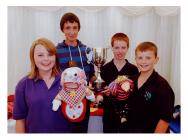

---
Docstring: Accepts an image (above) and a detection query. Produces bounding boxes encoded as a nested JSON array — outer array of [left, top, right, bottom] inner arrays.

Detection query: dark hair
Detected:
[[60, 12, 80, 32], [111, 33, 129, 48], [135, 41, 158, 57]]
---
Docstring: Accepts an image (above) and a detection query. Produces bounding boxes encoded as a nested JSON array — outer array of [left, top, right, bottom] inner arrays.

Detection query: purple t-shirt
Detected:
[[13, 75, 72, 133]]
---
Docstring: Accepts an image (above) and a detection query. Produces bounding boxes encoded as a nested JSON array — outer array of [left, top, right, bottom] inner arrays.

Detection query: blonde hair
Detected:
[[28, 38, 60, 79]]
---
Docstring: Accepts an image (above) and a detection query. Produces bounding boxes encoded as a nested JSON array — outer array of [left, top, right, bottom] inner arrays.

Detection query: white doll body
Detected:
[[52, 67, 95, 122]]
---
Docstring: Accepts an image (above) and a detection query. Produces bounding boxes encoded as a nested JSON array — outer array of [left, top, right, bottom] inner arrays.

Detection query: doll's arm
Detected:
[[85, 88, 95, 102], [52, 94, 62, 111]]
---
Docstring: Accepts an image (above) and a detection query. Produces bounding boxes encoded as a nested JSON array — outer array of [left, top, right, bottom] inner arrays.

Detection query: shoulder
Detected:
[[126, 60, 138, 70], [125, 60, 139, 75], [56, 41, 66, 49], [154, 72, 175, 97], [78, 40, 92, 54], [15, 76, 33, 95], [16, 76, 30, 88], [155, 72, 171, 88], [101, 60, 113, 70], [130, 72, 140, 81], [78, 40, 87, 48]]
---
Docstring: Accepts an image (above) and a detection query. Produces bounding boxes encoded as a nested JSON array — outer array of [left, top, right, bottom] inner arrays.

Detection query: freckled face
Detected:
[[112, 40, 128, 61]]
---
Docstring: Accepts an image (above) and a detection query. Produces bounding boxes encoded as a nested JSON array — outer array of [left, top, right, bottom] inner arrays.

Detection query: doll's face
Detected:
[[61, 67, 87, 86], [62, 68, 79, 83]]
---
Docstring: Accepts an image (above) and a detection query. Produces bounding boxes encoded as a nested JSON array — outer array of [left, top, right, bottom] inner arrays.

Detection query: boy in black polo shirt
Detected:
[[100, 33, 138, 133], [128, 41, 175, 133]]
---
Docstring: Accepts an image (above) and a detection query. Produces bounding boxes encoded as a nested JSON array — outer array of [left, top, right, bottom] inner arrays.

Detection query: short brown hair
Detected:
[[135, 41, 158, 57], [60, 12, 80, 32], [111, 33, 129, 48], [28, 38, 60, 79]]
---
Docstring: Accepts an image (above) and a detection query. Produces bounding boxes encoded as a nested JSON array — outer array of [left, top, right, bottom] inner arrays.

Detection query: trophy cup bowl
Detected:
[[92, 48, 107, 92]]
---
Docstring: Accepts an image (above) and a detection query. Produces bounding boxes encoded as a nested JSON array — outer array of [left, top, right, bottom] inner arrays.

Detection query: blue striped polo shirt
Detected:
[[56, 40, 95, 82]]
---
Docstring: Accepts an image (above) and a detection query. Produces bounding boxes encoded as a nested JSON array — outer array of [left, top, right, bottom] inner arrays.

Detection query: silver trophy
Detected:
[[92, 48, 107, 92]]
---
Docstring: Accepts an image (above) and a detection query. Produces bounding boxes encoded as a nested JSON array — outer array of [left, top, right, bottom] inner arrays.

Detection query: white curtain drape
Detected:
[[8, 6, 180, 105]]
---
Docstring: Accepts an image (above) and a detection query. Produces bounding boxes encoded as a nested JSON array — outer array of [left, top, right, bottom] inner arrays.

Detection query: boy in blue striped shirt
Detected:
[[56, 12, 95, 133]]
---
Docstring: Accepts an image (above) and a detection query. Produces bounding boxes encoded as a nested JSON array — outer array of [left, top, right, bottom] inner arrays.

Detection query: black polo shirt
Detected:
[[100, 59, 138, 133], [128, 70, 175, 133], [101, 59, 138, 85]]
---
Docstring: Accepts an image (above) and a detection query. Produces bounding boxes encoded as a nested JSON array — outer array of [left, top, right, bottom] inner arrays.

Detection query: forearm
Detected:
[[16, 119, 25, 133], [154, 119, 169, 133]]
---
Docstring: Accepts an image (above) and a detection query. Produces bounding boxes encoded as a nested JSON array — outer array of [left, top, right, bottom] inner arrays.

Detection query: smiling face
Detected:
[[63, 21, 79, 45], [112, 40, 128, 61], [135, 50, 158, 73], [34, 44, 56, 74]]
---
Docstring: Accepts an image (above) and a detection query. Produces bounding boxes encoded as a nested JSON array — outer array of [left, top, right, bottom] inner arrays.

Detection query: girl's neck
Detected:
[[65, 40, 77, 47], [39, 70, 53, 80], [39, 70, 55, 89]]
